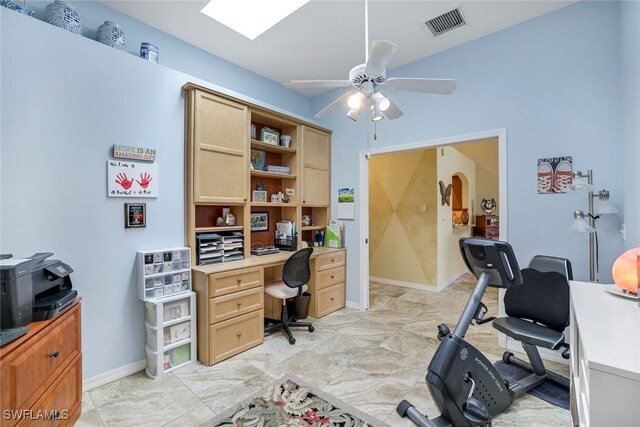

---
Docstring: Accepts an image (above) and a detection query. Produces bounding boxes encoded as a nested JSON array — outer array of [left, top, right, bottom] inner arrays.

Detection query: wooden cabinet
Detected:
[[0, 300, 82, 427], [473, 215, 499, 240], [301, 126, 330, 206], [187, 89, 248, 204], [194, 267, 264, 366]]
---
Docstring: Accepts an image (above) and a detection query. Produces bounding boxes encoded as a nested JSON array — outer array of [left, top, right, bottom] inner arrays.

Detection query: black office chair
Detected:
[[264, 247, 315, 344], [491, 255, 573, 388]]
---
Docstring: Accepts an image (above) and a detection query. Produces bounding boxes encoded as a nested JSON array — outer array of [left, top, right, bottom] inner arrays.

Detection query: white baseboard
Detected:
[[370, 276, 439, 292], [370, 270, 466, 293], [83, 359, 146, 391], [436, 270, 467, 292], [345, 300, 363, 311]]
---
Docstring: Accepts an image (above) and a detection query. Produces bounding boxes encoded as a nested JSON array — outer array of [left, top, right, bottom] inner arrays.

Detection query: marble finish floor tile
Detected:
[[88, 372, 201, 427], [78, 275, 570, 427]]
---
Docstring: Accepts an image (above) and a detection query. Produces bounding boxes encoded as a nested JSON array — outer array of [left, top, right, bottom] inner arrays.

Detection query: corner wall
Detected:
[[620, 1, 640, 249], [314, 1, 624, 305], [0, 9, 313, 380], [369, 149, 438, 286]]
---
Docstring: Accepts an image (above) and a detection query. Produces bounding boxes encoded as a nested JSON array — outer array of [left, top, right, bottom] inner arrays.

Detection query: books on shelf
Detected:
[[266, 165, 290, 174]]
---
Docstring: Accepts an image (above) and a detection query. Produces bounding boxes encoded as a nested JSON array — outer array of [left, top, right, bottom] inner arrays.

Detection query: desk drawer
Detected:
[[317, 266, 345, 290], [1, 306, 80, 411], [209, 309, 264, 364], [209, 287, 263, 324], [208, 267, 263, 297], [29, 354, 82, 427], [317, 283, 345, 317], [317, 251, 345, 271]]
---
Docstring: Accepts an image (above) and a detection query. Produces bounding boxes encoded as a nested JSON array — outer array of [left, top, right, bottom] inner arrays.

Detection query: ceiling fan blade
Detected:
[[315, 90, 357, 118], [365, 41, 398, 76], [284, 80, 352, 89], [384, 100, 403, 120], [386, 78, 457, 95]]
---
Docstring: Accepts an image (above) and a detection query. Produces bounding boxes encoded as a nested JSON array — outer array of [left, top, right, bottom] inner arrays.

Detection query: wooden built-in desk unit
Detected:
[[192, 247, 346, 365]]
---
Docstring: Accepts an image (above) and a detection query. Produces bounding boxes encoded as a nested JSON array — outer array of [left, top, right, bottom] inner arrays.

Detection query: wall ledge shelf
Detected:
[[250, 170, 296, 179], [250, 202, 294, 207], [195, 226, 244, 233], [302, 225, 326, 231], [251, 140, 296, 154]]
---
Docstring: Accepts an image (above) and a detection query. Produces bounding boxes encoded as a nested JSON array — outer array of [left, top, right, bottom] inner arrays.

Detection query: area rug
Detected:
[[494, 361, 570, 410], [203, 375, 390, 427]]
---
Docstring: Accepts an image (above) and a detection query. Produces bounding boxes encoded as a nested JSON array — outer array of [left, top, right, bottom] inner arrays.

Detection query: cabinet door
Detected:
[[192, 90, 248, 204], [302, 126, 330, 206]]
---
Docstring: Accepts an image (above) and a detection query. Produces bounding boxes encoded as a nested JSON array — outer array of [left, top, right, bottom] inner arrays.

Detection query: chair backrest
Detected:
[[504, 255, 573, 332], [282, 248, 314, 291], [528, 255, 573, 280]]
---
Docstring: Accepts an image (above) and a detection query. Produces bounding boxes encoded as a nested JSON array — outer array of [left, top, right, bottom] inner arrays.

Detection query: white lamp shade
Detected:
[[594, 198, 618, 215], [347, 92, 365, 110], [570, 217, 595, 233], [566, 176, 593, 193]]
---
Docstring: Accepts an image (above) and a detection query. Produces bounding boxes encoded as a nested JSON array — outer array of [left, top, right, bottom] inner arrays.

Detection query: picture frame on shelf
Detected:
[[251, 212, 269, 231], [261, 127, 279, 146], [252, 190, 267, 203], [285, 188, 295, 197], [124, 203, 146, 228], [250, 149, 266, 171]]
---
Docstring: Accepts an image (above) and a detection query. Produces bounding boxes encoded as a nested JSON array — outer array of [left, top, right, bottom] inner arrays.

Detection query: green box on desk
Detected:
[[326, 225, 342, 248]]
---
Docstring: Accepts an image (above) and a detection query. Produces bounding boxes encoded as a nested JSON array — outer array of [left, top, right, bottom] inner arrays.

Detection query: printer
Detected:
[[0, 252, 77, 330]]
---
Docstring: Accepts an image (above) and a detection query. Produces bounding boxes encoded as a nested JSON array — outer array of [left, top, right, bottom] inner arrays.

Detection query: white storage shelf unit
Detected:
[[145, 291, 197, 378], [138, 247, 192, 300]]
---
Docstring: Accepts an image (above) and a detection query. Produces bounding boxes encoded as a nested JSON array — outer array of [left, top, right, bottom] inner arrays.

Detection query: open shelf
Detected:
[[195, 225, 244, 233], [251, 170, 296, 179], [251, 140, 296, 154], [250, 202, 294, 207], [302, 225, 326, 231]]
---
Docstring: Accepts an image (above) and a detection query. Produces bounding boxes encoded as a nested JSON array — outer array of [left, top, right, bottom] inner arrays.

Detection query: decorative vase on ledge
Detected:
[[44, 0, 81, 34], [97, 21, 126, 51], [1, 0, 35, 15]]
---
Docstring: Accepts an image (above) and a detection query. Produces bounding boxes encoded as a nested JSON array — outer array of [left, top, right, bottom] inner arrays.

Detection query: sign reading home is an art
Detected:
[[113, 144, 156, 162], [107, 161, 158, 198]]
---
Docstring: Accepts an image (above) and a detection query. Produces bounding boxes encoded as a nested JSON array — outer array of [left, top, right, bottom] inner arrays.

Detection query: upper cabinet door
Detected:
[[192, 90, 248, 204], [302, 126, 330, 206]]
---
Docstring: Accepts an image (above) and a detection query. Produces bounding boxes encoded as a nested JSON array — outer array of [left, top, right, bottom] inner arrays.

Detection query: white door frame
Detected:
[[358, 128, 508, 311]]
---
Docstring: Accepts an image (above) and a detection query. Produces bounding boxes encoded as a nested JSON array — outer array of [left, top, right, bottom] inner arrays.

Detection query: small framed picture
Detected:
[[261, 127, 279, 146], [124, 203, 146, 228], [252, 190, 267, 203], [251, 212, 269, 231], [285, 188, 295, 197], [250, 149, 266, 171]]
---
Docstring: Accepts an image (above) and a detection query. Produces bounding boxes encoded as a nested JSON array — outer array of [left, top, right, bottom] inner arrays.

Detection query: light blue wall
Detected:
[[314, 1, 624, 303], [0, 8, 313, 379], [26, 0, 312, 117], [620, 1, 640, 249]]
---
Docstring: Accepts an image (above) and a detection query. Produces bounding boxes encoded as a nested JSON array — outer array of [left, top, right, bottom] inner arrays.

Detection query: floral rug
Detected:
[[205, 375, 389, 427]]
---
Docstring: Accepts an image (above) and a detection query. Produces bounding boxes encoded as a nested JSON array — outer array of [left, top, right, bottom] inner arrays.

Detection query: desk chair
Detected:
[[492, 255, 573, 388], [264, 248, 315, 344]]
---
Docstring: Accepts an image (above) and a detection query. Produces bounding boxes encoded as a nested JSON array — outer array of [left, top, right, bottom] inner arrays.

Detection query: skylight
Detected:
[[201, 0, 310, 40]]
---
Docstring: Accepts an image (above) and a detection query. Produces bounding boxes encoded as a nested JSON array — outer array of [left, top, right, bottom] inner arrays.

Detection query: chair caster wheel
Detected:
[[289, 337, 296, 345], [309, 325, 315, 333]]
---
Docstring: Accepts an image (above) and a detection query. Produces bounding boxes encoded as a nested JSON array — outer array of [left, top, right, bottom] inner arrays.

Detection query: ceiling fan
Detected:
[[284, 0, 457, 122]]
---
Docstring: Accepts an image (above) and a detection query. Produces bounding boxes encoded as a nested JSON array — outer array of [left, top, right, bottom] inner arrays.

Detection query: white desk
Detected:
[[570, 281, 640, 427]]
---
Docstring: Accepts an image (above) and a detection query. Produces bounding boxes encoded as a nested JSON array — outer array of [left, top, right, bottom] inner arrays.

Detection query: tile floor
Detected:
[[77, 275, 571, 426]]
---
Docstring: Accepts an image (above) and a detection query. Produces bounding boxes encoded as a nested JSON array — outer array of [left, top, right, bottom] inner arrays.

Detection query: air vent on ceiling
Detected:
[[425, 8, 467, 37]]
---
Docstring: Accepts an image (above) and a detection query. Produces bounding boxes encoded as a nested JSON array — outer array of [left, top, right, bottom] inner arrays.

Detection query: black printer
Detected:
[[0, 252, 77, 330]]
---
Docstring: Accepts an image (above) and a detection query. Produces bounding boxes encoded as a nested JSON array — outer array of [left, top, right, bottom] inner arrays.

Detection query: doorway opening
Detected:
[[359, 129, 507, 311]]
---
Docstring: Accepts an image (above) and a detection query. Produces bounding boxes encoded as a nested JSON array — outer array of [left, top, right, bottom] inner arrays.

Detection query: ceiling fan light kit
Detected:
[[283, 0, 457, 123]]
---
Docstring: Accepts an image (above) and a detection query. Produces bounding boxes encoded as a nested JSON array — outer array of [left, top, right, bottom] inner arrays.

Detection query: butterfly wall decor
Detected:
[[439, 181, 452, 206]]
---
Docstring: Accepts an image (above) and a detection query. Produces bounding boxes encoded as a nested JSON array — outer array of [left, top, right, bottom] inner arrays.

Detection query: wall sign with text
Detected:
[[107, 161, 158, 198], [113, 144, 156, 162]]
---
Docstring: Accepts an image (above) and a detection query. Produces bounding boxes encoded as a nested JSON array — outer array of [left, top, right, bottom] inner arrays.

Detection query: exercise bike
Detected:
[[397, 238, 571, 427]]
